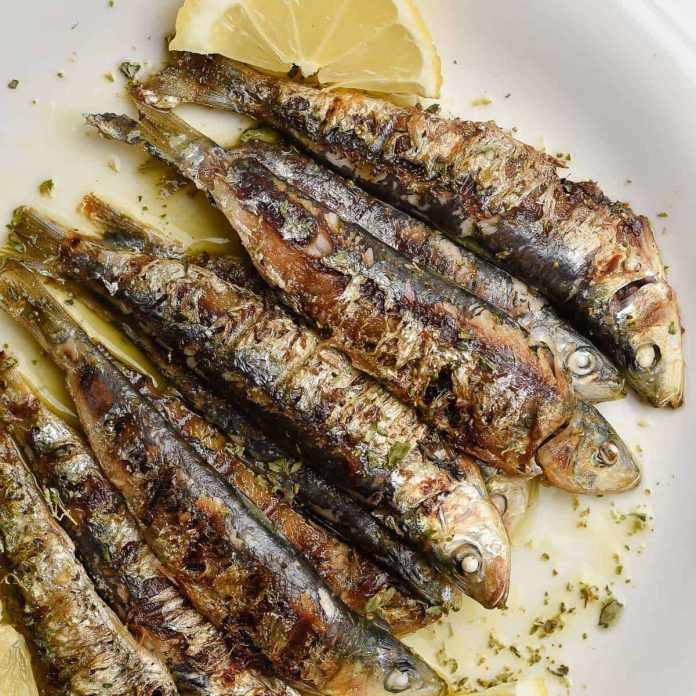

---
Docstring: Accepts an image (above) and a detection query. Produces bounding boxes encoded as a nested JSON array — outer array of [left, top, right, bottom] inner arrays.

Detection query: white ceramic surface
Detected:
[[0, 2, 694, 694]]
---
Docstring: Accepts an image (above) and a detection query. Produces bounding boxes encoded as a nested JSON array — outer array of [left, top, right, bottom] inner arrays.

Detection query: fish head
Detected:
[[535, 400, 640, 495], [323, 624, 447, 696], [438, 482, 511, 609], [613, 279, 684, 408], [529, 319, 626, 404], [561, 342, 626, 403]]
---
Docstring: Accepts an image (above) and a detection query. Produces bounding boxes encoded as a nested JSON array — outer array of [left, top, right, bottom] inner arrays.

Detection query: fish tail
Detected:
[[79, 193, 181, 257], [5, 206, 68, 268], [142, 51, 266, 116], [0, 260, 87, 366], [86, 104, 222, 190]]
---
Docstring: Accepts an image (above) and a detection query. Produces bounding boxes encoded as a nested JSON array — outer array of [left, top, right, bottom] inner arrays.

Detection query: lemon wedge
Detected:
[[170, 0, 442, 97], [0, 625, 39, 696], [475, 678, 549, 696]]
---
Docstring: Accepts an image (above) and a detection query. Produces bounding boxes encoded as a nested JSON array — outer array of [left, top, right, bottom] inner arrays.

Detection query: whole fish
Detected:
[[84, 108, 640, 497], [0, 428, 178, 696], [0, 358, 287, 696], [0, 261, 447, 696], [215, 141, 625, 405], [9, 206, 510, 610], [140, 51, 684, 408]]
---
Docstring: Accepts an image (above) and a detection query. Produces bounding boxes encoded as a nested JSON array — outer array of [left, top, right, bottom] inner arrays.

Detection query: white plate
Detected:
[[0, 2, 694, 694]]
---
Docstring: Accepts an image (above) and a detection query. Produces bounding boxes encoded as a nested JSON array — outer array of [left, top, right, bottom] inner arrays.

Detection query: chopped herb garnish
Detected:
[[599, 598, 623, 628], [287, 64, 300, 79], [7, 79, 19, 90], [39, 179, 55, 197], [387, 441, 411, 468], [119, 61, 141, 81], [239, 126, 283, 145], [657, 212, 669, 218], [364, 586, 396, 619], [57, 71, 65, 79], [425, 103, 440, 114], [104, 71, 115, 82]]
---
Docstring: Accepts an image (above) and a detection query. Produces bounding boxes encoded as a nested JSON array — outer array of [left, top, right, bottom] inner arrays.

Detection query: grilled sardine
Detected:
[[8, 206, 510, 610], [0, 261, 447, 696], [140, 52, 684, 408], [0, 359, 287, 696], [211, 141, 624, 404], [83, 109, 640, 496], [0, 428, 178, 696]]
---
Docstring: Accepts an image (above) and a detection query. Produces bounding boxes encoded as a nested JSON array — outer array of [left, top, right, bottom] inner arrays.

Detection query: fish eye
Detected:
[[597, 441, 620, 467], [490, 493, 508, 516], [385, 667, 414, 693], [634, 344, 660, 370], [455, 545, 482, 575], [567, 349, 595, 376]]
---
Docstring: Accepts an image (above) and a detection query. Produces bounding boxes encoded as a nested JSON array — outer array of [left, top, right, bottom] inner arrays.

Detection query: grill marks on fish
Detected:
[[65, 252, 457, 621], [212, 155, 574, 473], [222, 141, 625, 405], [0, 263, 446, 696], [82, 110, 638, 496], [0, 361, 281, 696], [8, 207, 509, 610], [0, 429, 178, 696], [140, 51, 683, 409], [128, 369, 456, 629]]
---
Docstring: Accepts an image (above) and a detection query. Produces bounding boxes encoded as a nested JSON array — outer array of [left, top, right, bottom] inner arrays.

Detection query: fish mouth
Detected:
[[612, 279, 684, 408], [535, 401, 640, 495]]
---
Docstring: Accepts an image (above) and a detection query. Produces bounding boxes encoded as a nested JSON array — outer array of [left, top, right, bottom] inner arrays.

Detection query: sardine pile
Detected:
[[0, 52, 683, 695]]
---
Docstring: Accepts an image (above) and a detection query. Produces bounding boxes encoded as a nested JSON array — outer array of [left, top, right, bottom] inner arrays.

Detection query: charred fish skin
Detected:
[[35, 194, 460, 616], [86, 108, 564, 477], [0, 264, 446, 696], [65, 197, 459, 617], [84, 109, 639, 497], [229, 141, 625, 405], [0, 360, 284, 696], [10, 204, 509, 612], [122, 361, 458, 627], [140, 51, 684, 409], [0, 429, 178, 696], [212, 154, 574, 474]]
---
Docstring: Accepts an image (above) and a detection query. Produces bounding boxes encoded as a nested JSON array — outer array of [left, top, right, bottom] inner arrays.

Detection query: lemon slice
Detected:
[[170, 0, 442, 97], [0, 625, 39, 696], [476, 678, 549, 696]]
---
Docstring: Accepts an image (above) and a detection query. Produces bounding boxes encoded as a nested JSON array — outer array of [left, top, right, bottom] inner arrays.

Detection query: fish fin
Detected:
[[0, 260, 88, 362], [78, 194, 183, 257]]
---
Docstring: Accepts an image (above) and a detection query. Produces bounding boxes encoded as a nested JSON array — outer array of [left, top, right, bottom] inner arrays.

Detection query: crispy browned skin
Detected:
[[0, 262, 446, 696], [128, 371, 454, 633], [0, 429, 178, 696], [213, 155, 574, 472], [10, 204, 510, 610], [216, 141, 626, 405], [140, 52, 684, 408], [83, 111, 640, 498], [89, 104, 573, 475], [0, 360, 285, 696]]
